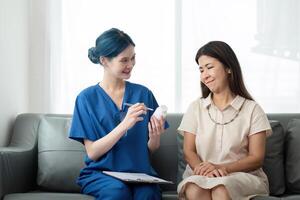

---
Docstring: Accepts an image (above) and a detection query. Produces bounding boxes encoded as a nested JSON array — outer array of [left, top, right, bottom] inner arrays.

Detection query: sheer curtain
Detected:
[[28, 0, 62, 113], [52, 0, 175, 113], [181, 0, 300, 113], [46, 0, 300, 113]]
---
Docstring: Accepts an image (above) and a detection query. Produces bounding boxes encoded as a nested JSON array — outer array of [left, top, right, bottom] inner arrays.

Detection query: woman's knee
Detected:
[[211, 185, 230, 200], [185, 183, 210, 200]]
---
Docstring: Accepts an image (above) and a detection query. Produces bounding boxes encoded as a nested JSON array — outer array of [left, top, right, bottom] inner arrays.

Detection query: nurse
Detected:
[[69, 28, 168, 200]]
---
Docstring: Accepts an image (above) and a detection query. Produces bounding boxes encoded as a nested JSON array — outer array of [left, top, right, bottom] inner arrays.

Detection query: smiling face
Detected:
[[101, 45, 136, 80], [198, 55, 230, 94]]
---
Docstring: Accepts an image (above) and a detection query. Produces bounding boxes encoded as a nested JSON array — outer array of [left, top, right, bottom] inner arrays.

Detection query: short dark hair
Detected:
[[195, 41, 253, 100], [88, 28, 135, 64]]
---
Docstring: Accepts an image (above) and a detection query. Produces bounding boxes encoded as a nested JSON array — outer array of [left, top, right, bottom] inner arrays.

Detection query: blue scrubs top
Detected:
[[69, 81, 169, 178]]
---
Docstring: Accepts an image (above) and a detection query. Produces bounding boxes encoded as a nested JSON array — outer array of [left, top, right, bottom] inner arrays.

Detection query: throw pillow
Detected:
[[177, 133, 186, 184], [263, 120, 285, 196], [285, 118, 300, 193], [37, 116, 85, 192]]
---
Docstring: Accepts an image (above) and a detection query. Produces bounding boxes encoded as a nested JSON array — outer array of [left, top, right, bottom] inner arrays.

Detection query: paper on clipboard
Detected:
[[102, 171, 173, 184]]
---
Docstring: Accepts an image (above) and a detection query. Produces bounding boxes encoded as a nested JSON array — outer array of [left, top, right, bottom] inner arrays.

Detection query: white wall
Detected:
[[0, 0, 29, 146]]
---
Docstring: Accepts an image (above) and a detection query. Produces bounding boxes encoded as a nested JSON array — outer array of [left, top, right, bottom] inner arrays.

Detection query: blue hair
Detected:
[[88, 28, 135, 64]]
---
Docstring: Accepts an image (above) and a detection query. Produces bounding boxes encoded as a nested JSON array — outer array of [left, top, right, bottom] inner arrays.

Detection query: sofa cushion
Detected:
[[252, 196, 280, 200], [263, 120, 285, 196], [4, 192, 93, 200], [37, 116, 85, 192], [285, 118, 300, 193], [177, 120, 286, 196], [177, 134, 186, 184]]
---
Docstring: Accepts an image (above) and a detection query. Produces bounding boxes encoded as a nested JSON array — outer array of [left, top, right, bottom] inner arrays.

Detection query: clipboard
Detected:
[[102, 171, 173, 184]]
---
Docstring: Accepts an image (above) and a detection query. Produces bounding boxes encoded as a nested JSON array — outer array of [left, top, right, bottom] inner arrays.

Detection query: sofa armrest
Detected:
[[0, 113, 42, 199], [0, 146, 37, 199]]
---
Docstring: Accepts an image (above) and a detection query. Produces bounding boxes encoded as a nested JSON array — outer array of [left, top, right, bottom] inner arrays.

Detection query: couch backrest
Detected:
[[151, 113, 182, 191], [10, 113, 182, 192], [267, 113, 300, 131], [10, 113, 300, 195]]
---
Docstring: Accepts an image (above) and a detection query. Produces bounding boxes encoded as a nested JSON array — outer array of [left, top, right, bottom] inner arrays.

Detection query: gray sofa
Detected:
[[1, 113, 300, 200]]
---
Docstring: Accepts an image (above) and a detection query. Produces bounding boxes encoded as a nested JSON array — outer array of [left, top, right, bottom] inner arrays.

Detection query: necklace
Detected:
[[208, 102, 244, 125]]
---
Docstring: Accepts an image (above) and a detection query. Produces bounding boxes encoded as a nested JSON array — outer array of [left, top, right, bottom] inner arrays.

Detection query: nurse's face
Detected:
[[102, 45, 136, 80], [198, 55, 230, 94]]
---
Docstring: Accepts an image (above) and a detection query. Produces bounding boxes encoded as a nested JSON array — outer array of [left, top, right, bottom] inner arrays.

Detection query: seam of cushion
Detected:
[[38, 150, 85, 153]]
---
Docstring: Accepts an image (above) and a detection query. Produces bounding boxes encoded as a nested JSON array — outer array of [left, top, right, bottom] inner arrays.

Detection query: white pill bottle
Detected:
[[153, 105, 168, 119]]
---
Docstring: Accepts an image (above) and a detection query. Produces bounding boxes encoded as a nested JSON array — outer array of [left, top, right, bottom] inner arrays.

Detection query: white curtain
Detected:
[[55, 0, 175, 113], [28, 0, 62, 113], [37, 0, 300, 113], [253, 0, 300, 60], [181, 0, 300, 113]]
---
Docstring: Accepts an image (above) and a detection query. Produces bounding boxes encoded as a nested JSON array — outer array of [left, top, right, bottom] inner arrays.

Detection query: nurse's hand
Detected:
[[121, 103, 147, 131], [147, 116, 165, 152]]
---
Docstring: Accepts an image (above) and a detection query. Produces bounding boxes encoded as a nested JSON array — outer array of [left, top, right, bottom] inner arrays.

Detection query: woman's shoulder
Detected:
[[127, 81, 152, 93], [186, 96, 206, 111], [127, 81, 148, 89], [76, 84, 99, 100], [243, 98, 260, 109], [242, 98, 266, 115]]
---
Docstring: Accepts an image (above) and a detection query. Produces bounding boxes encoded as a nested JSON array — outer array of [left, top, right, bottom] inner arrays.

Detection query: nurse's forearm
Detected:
[[84, 123, 127, 161], [147, 137, 160, 153]]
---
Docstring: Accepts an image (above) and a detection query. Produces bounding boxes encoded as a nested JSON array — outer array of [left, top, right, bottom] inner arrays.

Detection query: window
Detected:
[[181, 0, 300, 113], [58, 0, 175, 113], [52, 0, 300, 113]]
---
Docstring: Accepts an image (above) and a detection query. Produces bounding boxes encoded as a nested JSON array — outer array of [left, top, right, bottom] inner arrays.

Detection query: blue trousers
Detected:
[[79, 172, 161, 200]]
